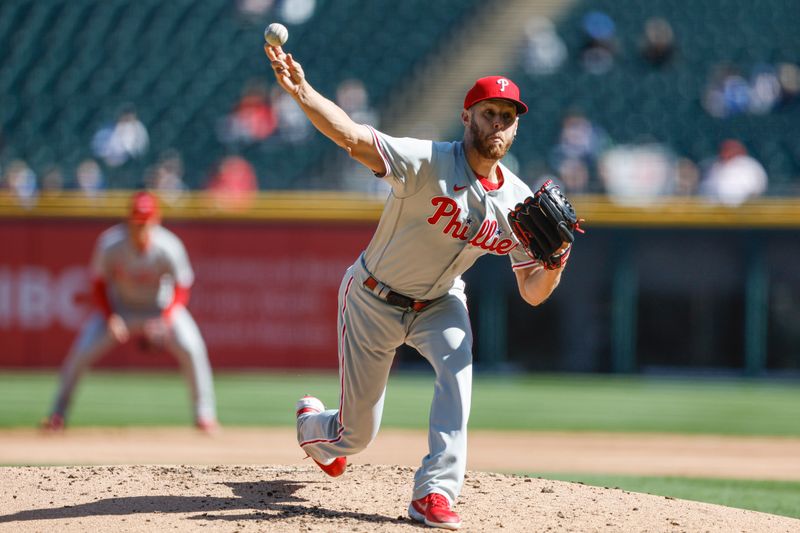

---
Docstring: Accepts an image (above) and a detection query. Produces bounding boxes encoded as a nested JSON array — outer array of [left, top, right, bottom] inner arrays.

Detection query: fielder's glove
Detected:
[[508, 179, 584, 270]]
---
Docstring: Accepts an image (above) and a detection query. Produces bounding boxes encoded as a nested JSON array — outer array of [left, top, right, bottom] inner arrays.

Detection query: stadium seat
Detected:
[[507, 0, 800, 191], [1, 0, 483, 190]]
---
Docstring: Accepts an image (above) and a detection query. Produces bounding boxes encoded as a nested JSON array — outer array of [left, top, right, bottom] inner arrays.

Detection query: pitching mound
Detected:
[[2, 464, 798, 532]]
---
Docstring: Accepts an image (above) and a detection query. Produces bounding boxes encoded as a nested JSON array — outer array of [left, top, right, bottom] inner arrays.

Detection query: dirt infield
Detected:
[[2, 428, 800, 480], [2, 464, 799, 532], [1, 429, 799, 532]]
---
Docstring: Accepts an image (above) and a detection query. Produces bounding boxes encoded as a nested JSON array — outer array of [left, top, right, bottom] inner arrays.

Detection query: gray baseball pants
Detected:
[[50, 307, 216, 422], [297, 257, 473, 504]]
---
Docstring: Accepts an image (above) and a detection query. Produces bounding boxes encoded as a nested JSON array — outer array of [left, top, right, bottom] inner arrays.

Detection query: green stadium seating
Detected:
[[1, 0, 482, 190], [507, 0, 800, 194], [7, 0, 797, 193]]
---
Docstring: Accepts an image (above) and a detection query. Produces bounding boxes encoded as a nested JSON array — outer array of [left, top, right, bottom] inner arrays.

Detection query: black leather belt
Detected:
[[363, 276, 431, 312]]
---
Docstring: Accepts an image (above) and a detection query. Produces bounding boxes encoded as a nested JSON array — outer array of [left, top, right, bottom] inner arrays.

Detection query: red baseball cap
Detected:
[[464, 76, 528, 115], [129, 191, 160, 223]]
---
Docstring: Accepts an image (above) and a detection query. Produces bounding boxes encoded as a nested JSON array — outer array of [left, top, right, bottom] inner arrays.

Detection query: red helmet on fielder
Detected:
[[129, 191, 161, 223]]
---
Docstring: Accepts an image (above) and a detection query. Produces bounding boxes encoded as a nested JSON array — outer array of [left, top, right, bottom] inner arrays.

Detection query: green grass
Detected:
[[4, 371, 799, 518], [533, 473, 800, 519], [1, 371, 799, 435]]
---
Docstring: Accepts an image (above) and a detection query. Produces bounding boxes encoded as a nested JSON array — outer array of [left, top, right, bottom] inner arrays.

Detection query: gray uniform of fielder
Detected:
[[50, 223, 216, 423], [297, 127, 536, 504]]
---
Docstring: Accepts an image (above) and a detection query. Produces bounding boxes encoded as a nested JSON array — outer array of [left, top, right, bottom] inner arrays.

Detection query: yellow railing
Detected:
[[2, 191, 800, 227], [574, 195, 800, 228], [0, 191, 384, 222]]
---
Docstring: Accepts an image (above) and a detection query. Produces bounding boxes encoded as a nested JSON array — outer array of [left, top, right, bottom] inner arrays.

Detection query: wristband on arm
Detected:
[[163, 285, 191, 322]]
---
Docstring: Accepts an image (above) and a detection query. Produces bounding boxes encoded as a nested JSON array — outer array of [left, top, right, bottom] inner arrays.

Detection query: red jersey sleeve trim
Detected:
[[366, 125, 392, 178], [92, 278, 113, 318], [163, 285, 190, 322], [512, 259, 539, 271]]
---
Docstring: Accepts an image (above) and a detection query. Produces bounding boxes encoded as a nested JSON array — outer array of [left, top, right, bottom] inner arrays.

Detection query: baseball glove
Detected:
[[508, 179, 583, 270]]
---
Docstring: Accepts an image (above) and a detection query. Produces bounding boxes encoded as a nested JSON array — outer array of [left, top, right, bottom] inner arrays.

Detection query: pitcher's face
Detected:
[[464, 99, 519, 160]]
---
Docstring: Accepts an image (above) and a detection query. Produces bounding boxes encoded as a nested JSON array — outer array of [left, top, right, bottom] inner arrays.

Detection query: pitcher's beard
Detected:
[[468, 121, 513, 160]]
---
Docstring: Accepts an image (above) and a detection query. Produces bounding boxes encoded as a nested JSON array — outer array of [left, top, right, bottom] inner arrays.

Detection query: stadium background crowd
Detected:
[[1, 0, 799, 206]]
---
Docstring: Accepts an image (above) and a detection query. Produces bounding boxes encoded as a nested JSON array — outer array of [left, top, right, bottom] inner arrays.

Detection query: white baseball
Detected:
[[264, 23, 289, 47]]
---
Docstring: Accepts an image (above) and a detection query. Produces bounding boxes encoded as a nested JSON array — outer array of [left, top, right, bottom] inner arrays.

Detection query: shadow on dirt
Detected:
[[0, 479, 405, 526]]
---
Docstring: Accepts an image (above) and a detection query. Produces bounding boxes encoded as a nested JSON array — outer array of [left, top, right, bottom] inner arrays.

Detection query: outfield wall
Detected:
[[1, 192, 799, 373], [0, 217, 372, 369]]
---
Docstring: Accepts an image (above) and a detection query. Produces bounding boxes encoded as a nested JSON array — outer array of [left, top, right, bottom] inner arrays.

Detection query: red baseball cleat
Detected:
[[408, 493, 462, 530], [40, 413, 65, 432], [311, 455, 347, 477], [195, 417, 220, 435], [295, 395, 347, 477]]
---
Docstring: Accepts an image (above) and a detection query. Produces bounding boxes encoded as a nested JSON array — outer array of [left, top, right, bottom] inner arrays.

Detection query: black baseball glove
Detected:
[[508, 179, 583, 270]]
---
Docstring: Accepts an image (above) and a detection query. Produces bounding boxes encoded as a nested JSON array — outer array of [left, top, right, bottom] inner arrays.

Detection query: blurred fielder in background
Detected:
[[42, 191, 218, 433]]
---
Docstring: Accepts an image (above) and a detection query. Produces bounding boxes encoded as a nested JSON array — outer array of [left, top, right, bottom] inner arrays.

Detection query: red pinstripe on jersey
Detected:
[[299, 275, 354, 448], [336, 276, 355, 428]]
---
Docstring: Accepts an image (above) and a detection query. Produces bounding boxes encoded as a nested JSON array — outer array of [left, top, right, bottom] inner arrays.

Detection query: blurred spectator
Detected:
[[219, 80, 278, 146], [579, 11, 617, 75], [280, 0, 316, 25], [639, 17, 675, 67], [333, 78, 385, 193], [91, 106, 150, 167], [703, 62, 797, 117], [674, 157, 700, 196], [520, 17, 567, 76], [2, 159, 38, 204], [238, 0, 316, 24], [272, 87, 313, 143], [206, 155, 258, 209], [557, 157, 591, 194], [146, 150, 187, 204], [336, 78, 378, 127], [75, 158, 105, 196], [700, 140, 767, 206], [777, 62, 800, 106], [748, 64, 781, 115], [599, 144, 677, 205], [236, 0, 274, 20], [549, 111, 610, 194], [703, 64, 751, 118], [41, 165, 65, 195]]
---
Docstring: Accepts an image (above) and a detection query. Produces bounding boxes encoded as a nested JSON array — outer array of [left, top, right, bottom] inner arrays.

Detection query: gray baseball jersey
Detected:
[[50, 223, 216, 424], [363, 127, 538, 300], [296, 127, 536, 505], [91, 224, 195, 314]]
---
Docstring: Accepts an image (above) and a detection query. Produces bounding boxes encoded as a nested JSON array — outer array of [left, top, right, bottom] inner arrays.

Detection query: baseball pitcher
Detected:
[[42, 192, 218, 433], [266, 43, 580, 530]]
